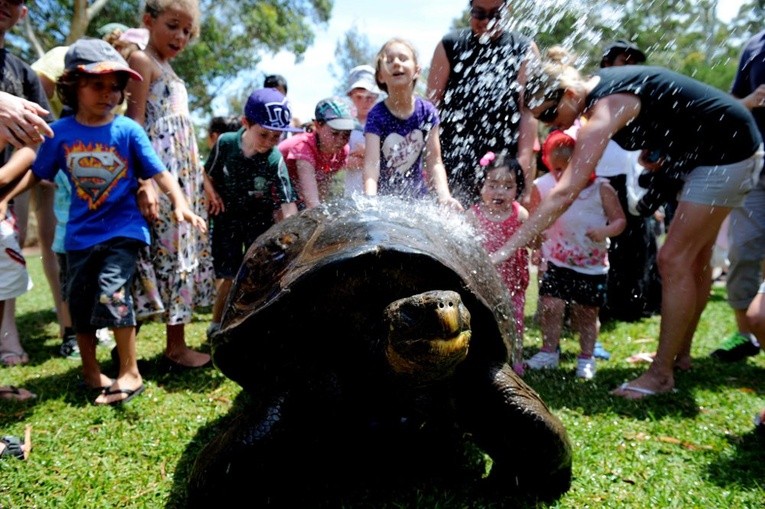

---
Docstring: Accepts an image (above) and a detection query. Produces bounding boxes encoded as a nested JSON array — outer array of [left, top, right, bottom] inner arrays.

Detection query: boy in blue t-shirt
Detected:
[[0, 38, 206, 406]]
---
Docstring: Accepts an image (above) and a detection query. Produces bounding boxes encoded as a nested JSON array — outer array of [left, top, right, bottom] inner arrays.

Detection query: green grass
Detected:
[[1, 256, 764, 507]]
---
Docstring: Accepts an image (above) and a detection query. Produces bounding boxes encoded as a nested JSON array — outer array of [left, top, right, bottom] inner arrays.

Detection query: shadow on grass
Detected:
[[520, 348, 765, 422], [165, 391, 566, 509], [705, 427, 765, 491]]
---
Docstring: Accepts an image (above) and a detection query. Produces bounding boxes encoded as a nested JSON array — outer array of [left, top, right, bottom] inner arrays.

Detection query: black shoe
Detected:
[[710, 333, 761, 362]]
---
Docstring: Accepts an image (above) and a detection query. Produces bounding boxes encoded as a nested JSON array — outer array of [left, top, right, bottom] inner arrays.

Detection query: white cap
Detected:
[[345, 65, 381, 96]]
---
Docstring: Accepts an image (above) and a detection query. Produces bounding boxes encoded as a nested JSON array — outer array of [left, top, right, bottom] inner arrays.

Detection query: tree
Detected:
[[329, 24, 377, 96], [9, 0, 333, 117]]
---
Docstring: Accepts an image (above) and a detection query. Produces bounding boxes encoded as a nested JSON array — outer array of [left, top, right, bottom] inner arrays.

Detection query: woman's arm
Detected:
[[425, 42, 450, 108], [0, 92, 53, 147], [363, 132, 381, 196], [515, 42, 542, 203], [490, 94, 640, 263]]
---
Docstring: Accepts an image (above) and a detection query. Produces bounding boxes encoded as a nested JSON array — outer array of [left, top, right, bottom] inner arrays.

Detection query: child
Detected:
[[363, 38, 462, 210], [278, 97, 352, 210], [125, 0, 215, 370], [343, 64, 381, 196], [524, 130, 625, 379], [0, 0, 55, 367], [467, 151, 529, 375], [205, 88, 299, 337], [0, 38, 206, 405]]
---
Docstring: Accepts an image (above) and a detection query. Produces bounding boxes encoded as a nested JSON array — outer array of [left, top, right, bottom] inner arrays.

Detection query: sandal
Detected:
[[0, 385, 36, 401], [0, 350, 29, 367], [0, 426, 31, 460]]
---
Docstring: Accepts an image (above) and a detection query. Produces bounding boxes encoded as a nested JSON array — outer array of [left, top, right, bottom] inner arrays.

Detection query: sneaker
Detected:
[[710, 332, 760, 362], [96, 328, 116, 349], [576, 357, 596, 379], [593, 341, 611, 360], [60, 336, 80, 360], [524, 350, 560, 370]]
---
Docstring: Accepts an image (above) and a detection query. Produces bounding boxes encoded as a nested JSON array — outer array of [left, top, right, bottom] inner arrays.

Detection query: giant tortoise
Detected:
[[188, 196, 572, 505]]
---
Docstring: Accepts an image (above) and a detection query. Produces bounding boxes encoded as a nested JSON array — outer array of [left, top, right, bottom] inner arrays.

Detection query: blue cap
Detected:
[[244, 88, 303, 132]]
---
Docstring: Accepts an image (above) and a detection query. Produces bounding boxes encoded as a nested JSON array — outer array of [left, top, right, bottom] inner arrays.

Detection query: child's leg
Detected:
[[211, 278, 233, 325], [165, 323, 210, 368], [571, 304, 599, 358], [77, 331, 112, 389], [95, 325, 143, 405], [539, 295, 565, 352]]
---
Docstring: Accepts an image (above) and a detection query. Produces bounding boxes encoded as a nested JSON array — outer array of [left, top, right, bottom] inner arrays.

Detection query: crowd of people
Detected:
[[2, 0, 765, 460]]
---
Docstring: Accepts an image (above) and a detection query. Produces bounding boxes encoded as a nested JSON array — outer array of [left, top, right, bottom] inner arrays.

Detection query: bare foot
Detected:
[[0, 386, 36, 401], [81, 374, 115, 391], [625, 351, 692, 371], [164, 347, 210, 368], [611, 372, 675, 400], [0, 350, 28, 367]]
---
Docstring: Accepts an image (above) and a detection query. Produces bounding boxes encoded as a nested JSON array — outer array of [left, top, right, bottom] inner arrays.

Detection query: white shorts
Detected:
[[0, 211, 31, 301]]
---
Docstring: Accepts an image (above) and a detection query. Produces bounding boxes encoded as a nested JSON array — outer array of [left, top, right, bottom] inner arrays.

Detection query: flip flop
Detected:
[[95, 384, 145, 406], [77, 380, 114, 397], [0, 386, 36, 401], [612, 382, 677, 400]]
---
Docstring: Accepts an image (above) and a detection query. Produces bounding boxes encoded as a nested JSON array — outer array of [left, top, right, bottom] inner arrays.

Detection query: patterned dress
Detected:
[[133, 62, 215, 323]]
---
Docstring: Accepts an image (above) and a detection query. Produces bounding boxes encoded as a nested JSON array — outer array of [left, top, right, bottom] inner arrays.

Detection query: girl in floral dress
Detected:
[[125, 0, 214, 369]]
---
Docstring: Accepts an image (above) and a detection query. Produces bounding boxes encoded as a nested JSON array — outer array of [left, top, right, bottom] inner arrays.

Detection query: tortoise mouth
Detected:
[[386, 330, 471, 381]]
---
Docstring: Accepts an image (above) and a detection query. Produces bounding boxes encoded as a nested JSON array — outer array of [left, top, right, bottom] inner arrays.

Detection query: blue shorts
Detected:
[[212, 217, 272, 279], [539, 262, 608, 308], [66, 237, 142, 333]]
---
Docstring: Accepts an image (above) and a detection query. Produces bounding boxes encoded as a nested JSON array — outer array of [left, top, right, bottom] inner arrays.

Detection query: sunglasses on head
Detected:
[[470, 7, 503, 21], [534, 89, 564, 123]]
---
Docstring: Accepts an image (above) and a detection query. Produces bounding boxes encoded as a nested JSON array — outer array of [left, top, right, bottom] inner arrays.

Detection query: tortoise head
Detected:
[[383, 290, 471, 385]]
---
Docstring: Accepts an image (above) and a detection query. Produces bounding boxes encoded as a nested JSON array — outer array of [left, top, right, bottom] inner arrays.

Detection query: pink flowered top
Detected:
[[534, 172, 610, 275]]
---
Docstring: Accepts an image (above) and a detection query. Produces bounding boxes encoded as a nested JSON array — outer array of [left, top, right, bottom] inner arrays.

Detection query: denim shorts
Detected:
[[539, 262, 608, 308], [66, 237, 142, 333]]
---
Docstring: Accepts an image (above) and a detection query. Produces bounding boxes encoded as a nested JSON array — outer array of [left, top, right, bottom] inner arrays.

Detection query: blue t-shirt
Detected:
[[32, 115, 165, 251], [365, 96, 439, 198]]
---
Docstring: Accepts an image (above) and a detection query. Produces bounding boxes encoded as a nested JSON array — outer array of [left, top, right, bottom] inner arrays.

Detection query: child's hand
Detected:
[[205, 187, 224, 216], [438, 195, 464, 212], [137, 180, 159, 221], [585, 228, 607, 243], [0, 200, 7, 219], [174, 207, 207, 233]]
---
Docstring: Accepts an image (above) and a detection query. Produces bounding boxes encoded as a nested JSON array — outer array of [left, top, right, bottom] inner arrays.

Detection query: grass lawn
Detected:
[[1, 256, 764, 507]]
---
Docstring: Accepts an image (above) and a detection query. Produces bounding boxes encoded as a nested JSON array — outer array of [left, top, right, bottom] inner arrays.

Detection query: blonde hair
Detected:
[[524, 45, 584, 109], [144, 0, 201, 38], [374, 38, 419, 93]]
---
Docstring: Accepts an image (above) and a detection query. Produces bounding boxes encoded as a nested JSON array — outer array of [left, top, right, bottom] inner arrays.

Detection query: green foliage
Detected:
[[2, 258, 764, 507], [8, 0, 332, 117], [329, 24, 378, 96]]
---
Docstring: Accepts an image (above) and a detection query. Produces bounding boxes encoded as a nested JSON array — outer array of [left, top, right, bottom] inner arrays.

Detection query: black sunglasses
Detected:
[[534, 89, 564, 123], [470, 7, 503, 21]]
